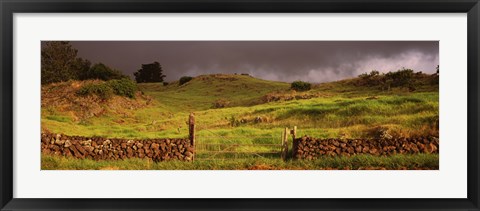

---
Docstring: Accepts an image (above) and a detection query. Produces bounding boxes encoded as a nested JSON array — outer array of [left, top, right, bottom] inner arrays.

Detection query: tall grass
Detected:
[[42, 153, 439, 170], [42, 91, 438, 139]]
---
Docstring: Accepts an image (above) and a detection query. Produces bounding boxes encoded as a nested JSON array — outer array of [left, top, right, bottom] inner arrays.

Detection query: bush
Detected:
[[358, 70, 382, 86], [77, 79, 137, 99], [213, 98, 231, 108], [227, 116, 247, 127], [76, 83, 114, 99], [179, 76, 193, 85], [106, 78, 137, 98], [80, 63, 128, 81], [385, 68, 415, 87], [291, 81, 311, 91], [357, 68, 419, 92], [163, 82, 169, 86]]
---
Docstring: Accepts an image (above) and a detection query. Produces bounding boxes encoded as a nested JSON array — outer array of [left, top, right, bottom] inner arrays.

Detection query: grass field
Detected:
[[42, 153, 439, 170], [41, 74, 439, 170]]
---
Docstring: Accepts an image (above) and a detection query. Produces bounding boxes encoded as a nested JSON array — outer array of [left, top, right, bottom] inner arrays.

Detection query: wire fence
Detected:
[[187, 114, 295, 161], [194, 126, 284, 160]]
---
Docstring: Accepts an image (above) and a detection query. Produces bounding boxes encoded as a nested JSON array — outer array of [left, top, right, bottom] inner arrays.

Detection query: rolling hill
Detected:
[[41, 73, 439, 170], [41, 73, 439, 141], [137, 74, 290, 112]]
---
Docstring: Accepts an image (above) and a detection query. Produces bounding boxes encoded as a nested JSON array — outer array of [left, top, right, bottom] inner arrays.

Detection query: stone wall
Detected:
[[292, 136, 439, 160], [41, 133, 194, 162]]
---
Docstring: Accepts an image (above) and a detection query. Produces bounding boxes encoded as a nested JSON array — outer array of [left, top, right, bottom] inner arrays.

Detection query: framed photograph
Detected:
[[1, 0, 479, 210]]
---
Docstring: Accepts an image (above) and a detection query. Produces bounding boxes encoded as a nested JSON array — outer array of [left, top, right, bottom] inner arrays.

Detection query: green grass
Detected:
[[46, 115, 71, 122], [139, 74, 289, 112], [42, 153, 439, 170], [42, 91, 438, 139], [41, 74, 439, 170]]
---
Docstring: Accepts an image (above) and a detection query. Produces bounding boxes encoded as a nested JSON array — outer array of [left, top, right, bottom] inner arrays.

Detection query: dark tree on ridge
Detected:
[[134, 61, 166, 83], [41, 41, 79, 84]]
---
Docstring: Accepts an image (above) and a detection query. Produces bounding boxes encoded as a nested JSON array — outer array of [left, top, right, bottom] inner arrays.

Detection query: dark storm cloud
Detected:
[[70, 41, 438, 83]]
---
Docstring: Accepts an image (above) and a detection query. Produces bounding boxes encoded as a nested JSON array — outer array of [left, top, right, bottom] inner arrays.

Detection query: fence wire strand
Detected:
[[194, 124, 284, 160]]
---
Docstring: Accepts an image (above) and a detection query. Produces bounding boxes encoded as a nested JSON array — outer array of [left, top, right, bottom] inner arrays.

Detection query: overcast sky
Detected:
[[70, 41, 438, 83]]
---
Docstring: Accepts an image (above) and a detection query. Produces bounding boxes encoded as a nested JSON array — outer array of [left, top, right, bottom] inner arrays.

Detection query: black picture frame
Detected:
[[1, 0, 479, 210]]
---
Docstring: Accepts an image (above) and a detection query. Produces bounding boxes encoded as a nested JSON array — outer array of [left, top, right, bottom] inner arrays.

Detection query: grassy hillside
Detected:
[[42, 74, 438, 139], [41, 80, 154, 135], [138, 74, 290, 112], [41, 73, 439, 169]]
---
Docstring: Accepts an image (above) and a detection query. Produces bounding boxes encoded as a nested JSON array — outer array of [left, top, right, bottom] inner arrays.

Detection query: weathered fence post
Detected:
[[291, 126, 297, 158], [282, 127, 289, 161], [189, 113, 195, 161], [281, 129, 284, 160]]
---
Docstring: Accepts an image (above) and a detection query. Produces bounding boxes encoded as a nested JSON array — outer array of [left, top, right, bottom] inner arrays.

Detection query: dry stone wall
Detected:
[[293, 136, 439, 160], [41, 132, 194, 162]]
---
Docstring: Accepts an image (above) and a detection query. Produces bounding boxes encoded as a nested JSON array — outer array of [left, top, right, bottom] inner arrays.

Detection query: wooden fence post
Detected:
[[282, 127, 289, 161], [189, 113, 195, 161], [291, 126, 297, 158], [281, 131, 285, 160]]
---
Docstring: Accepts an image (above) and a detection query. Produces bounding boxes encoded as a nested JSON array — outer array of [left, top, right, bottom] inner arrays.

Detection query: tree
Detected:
[[73, 58, 92, 80], [134, 61, 166, 83], [41, 41, 79, 84]]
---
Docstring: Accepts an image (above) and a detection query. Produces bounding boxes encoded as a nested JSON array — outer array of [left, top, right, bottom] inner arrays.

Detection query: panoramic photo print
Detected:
[[41, 41, 439, 170]]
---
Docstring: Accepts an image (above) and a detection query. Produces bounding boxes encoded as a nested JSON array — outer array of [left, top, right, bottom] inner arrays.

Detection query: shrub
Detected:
[[80, 63, 128, 81], [77, 79, 137, 99], [76, 83, 114, 99], [106, 78, 137, 98], [229, 116, 241, 127], [385, 68, 415, 87], [163, 82, 169, 86], [357, 68, 420, 92], [213, 98, 231, 108], [358, 70, 382, 86], [291, 81, 311, 91], [430, 74, 439, 85], [179, 76, 193, 85]]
